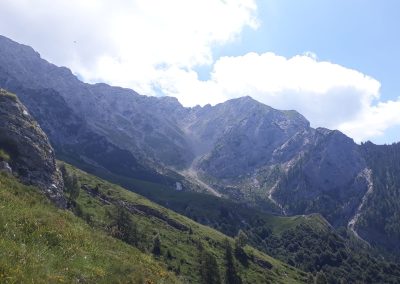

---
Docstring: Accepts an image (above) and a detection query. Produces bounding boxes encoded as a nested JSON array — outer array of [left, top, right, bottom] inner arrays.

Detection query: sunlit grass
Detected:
[[0, 172, 178, 283]]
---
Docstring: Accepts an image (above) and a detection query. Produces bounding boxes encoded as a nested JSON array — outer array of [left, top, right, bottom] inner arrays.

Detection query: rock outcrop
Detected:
[[0, 89, 66, 207]]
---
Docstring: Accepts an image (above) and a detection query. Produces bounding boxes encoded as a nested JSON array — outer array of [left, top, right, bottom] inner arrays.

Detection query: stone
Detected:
[[0, 161, 12, 174]]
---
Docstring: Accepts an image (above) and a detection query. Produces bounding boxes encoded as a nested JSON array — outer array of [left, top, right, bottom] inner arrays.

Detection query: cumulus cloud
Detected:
[[0, 0, 399, 143], [338, 98, 400, 142]]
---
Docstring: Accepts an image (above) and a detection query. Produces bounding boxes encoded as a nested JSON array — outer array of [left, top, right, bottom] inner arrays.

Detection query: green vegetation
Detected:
[[152, 233, 162, 256], [0, 172, 177, 283], [263, 222, 400, 284], [0, 148, 10, 162], [224, 239, 242, 284], [359, 142, 400, 251], [110, 207, 139, 246], [198, 243, 221, 284], [60, 163, 80, 203], [0, 88, 18, 102]]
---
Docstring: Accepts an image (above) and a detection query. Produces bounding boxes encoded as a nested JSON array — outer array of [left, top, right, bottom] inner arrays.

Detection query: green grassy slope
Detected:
[[0, 172, 179, 283]]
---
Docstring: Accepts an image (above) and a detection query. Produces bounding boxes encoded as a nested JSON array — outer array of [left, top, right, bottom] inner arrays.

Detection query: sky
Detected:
[[0, 0, 399, 144]]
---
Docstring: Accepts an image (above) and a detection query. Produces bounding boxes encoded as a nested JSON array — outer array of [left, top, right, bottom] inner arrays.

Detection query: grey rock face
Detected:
[[0, 161, 12, 174], [273, 129, 368, 226], [189, 97, 311, 179], [0, 89, 66, 207]]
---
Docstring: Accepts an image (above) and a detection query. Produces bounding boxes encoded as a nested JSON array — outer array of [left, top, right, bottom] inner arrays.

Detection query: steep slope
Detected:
[[356, 142, 400, 253], [273, 129, 368, 226]]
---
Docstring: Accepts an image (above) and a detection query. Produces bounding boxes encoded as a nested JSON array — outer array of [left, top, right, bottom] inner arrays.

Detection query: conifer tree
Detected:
[[113, 207, 138, 246], [152, 233, 161, 256], [224, 239, 241, 284]]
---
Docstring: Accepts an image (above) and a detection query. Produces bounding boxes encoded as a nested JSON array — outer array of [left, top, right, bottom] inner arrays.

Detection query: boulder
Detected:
[[0, 89, 66, 208]]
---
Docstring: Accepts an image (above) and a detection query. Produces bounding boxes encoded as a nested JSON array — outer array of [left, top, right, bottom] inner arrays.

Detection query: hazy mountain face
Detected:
[[0, 35, 398, 253]]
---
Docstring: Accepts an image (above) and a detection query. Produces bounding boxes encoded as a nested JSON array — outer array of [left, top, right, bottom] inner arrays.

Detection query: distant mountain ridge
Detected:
[[0, 35, 399, 254]]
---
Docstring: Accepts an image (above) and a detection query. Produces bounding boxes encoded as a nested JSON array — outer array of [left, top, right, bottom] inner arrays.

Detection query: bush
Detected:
[[110, 207, 139, 246], [152, 233, 161, 256], [199, 248, 221, 284], [60, 164, 80, 202], [0, 149, 10, 162], [0, 89, 18, 102]]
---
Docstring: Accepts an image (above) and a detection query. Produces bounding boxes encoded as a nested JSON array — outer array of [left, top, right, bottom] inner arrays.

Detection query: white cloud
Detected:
[[338, 98, 400, 142], [0, 0, 258, 94], [0, 0, 399, 143]]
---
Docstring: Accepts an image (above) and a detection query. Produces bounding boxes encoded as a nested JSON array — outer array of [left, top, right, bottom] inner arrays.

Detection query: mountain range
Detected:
[[0, 35, 400, 283]]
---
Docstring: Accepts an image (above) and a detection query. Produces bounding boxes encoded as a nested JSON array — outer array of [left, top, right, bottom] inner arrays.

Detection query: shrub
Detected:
[[60, 163, 80, 201], [0, 149, 10, 162], [0, 89, 18, 102], [152, 233, 161, 256], [110, 207, 139, 246]]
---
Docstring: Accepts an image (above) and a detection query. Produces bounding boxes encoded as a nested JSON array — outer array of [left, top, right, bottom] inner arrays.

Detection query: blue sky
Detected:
[[0, 0, 399, 144], [217, 0, 400, 102]]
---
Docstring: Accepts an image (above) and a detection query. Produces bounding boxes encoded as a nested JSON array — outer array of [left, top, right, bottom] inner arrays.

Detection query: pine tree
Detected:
[[224, 239, 241, 284], [306, 273, 314, 284], [199, 246, 221, 284], [113, 207, 138, 246], [315, 271, 327, 284], [234, 230, 248, 265], [235, 230, 248, 248], [152, 233, 161, 256], [60, 164, 80, 201], [69, 174, 80, 201]]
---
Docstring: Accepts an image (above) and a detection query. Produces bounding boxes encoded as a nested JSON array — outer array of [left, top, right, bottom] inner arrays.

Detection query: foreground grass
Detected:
[[0, 172, 178, 283]]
